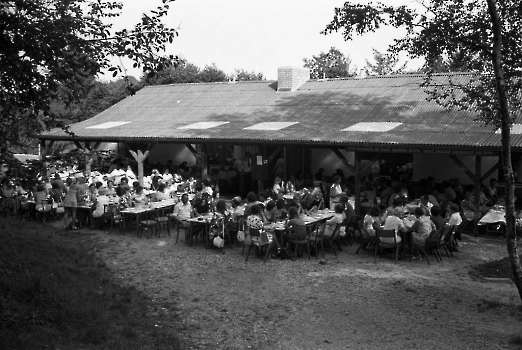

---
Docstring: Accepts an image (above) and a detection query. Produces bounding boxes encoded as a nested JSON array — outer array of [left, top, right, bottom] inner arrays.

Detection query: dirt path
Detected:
[[76, 225, 521, 350]]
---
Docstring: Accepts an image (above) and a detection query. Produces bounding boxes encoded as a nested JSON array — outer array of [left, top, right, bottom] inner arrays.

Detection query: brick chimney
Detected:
[[277, 66, 310, 92]]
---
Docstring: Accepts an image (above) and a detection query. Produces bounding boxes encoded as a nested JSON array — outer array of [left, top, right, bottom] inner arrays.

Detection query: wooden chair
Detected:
[[409, 239, 431, 265], [375, 228, 402, 264], [106, 203, 123, 233], [138, 209, 158, 238], [314, 223, 342, 258], [425, 226, 451, 262], [245, 227, 274, 262], [155, 207, 171, 237], [355, 221, 379, 255], [441, 225, 459, 257], [287, 224, 311, 260], [167, 214, 190, 243]]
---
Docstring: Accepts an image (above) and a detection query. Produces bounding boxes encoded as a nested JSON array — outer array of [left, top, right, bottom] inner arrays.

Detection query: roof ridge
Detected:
[[143, 80, 277, 89]]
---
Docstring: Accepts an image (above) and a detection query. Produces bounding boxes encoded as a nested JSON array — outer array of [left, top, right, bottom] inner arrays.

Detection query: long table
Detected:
[[120, 199, 177, 234], [264, 209, 335, 258]]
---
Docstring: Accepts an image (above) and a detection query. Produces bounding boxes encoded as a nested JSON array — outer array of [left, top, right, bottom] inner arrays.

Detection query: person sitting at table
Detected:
[[87, 182, 97, 202], [243, 191, 258, 217], [92, 187, 111, 222], [131, 186, 149, 208], [209, 199, 230, 243], [246, 204, 265, 230], [363, 205, 382, 237], [152, 183, 169, 202], [171, 193, 192, 228], [230, 196, 244, 218], [340, 194, 356, 226], [382, 208, 407, 244], [418, 195, 432, 216], [445, 202, 463, 227], [274, 198, 288, 221], [263, 200, 277, 223], [287, 193, 304, 215], [285, 205, 307, 248], [116, 185, 131, 209], [386, 197, 405, 218], [485, 178, 499, 206], [430, 205, 446, 231], [192, 192, 211, 217], [407, 207, 436, 260], [324, 203, 345, 237], [131, 181, 140, 194], [106, 180, 117, 197], [445, 202, 463, 240], [273, 177, 284, 198]]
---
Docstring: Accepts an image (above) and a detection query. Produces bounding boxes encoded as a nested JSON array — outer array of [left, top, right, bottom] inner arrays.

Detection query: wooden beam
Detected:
[[129, 150, 149, 186], [331, 148, 356, 173], [268, 147, 283, 164], [73, 141, 84, 150], [481, 161, 500, 182], [449, 155, 476, 183], [93, 141, 101, 150], [361, 154, 380, 175], [185, 143, 197, 157]]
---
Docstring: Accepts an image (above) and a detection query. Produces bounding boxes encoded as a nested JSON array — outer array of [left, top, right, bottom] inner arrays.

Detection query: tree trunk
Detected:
[[486, 0, 522, 301]]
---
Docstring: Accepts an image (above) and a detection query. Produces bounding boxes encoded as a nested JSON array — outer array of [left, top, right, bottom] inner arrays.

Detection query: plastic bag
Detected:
[[237, 230, 245, 242], [213, 236, 224, 248]]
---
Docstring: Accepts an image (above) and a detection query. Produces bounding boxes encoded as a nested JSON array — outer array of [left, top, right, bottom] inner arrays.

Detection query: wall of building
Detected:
[[147, 144, 196, 167], [413, 153, 499, 186], [311, 149, 355, 178]]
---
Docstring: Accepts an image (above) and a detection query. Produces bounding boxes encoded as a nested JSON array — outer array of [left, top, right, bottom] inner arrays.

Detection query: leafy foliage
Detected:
[[303, 47, 354, 79], [228, 68, 265, 81], [0, 0, 179, 153], [144, 60, 226, 85], [364, 48, 407, 75]]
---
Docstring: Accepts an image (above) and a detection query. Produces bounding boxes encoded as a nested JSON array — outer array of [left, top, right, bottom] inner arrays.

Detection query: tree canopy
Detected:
[[303, 47, 354, 79], [0, 0, 179, 153], [323, 0, 522, 300], [364, 48, 407, 75]]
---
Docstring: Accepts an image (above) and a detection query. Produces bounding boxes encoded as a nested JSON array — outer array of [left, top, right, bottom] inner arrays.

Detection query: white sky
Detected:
[[107, 0, 423, 81]]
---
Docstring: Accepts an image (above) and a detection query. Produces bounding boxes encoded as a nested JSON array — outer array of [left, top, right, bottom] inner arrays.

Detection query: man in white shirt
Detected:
[[172, 193, 192, 228]]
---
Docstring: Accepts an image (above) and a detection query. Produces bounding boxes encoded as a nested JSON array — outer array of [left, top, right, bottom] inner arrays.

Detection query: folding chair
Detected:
[[245, 227, 274, 262], [375, 229, 402, 264]]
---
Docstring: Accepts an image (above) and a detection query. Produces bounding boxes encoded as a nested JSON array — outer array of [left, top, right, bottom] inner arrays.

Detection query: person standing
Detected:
[[242, 151, 252, 196], [329, 175, 343, 210], [63, 178, 80, 230], [273, 156, 285, 180]]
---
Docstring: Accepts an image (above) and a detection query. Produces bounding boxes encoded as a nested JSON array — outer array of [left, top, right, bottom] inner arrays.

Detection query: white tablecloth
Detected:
[[478, 209, 506, 225]]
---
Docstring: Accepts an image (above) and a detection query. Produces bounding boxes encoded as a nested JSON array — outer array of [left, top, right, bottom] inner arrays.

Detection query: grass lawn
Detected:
[[0, 216, 186, 350]]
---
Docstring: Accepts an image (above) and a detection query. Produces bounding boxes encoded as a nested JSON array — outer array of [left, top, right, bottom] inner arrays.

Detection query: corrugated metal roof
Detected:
[[39, 73, 522, 151]]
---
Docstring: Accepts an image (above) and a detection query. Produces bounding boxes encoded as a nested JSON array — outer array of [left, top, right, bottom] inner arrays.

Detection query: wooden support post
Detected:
[[129, 150, 149, 187], [354, 151, 361, 215], [474, 156, 482, 236]]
